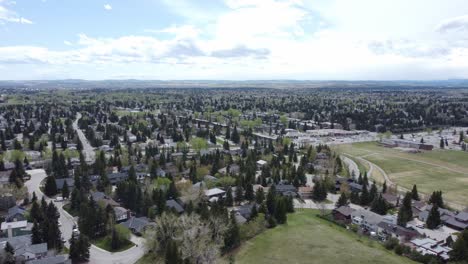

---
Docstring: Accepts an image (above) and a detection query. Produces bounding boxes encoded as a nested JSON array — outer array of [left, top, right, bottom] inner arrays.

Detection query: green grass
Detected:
[[334, 142, 468, 207], [93, 236, 134, 252], [231, 210, 414, 264]]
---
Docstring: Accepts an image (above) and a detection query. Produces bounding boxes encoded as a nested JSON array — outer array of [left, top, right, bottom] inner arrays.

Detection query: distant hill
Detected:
[[1, 79, 468, 90]]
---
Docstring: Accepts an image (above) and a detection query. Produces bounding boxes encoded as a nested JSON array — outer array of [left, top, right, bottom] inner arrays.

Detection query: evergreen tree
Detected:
[[426, 204, 441, 229], [274, 197, 287, 224], [369, 182, 378, 202], [255, 187, 265, 204], [225, 187, 233, 207], [336, 192, 348, 208], [44, 176, 58, 197], [231, 126, 240, 144], [359, 184, 370, 206], [382, 181, 387, 193], [245, 183, 254, 201], [62, 181, 70, 199], [450, 229, 468, 261], [429, 191, 444, 208], [266, 185, 276, 215], [397, 192, 413, 227], [411, 184, 419, 201], [165, 239, 182, 264], [370, 194, 388, 215], [31, 220, 43, 244], [223, 212, 241, 252], [46, 202, 62, 250], [69, 234, 91, 263], [234, 185, 244, 205]]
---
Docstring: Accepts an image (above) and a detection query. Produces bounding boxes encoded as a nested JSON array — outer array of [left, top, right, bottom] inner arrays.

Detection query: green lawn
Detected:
[[93, 236, 134, 252], [232, 210, 414, 264], [334, 142, 468, 207]]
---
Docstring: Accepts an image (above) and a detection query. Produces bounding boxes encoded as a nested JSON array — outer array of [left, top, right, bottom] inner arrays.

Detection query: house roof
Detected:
[[0, 234, 31, 251], [377, 222, 418, 238], [121, 217, 155, 233], [445, 217, 468, 230], [334, 206, 355, 217], [113, 206, 128, 217], [55, 178, 74, 189], [7, 205, 26, 218], [234, 203, 255, 219], [351, 209, 384, 226], [28, 255, 71, 264], [16, 242, 47, 255], [1, 220, 28, 230], [455, 212, 468, 222], [205, 188, 226, 197], [166, 199, 184, 214]]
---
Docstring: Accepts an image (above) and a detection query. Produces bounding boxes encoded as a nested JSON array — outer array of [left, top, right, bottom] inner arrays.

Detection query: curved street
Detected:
[[25, 168, 146, 263]]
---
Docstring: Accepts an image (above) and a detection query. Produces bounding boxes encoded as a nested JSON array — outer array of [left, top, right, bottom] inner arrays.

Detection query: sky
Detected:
[[1, 0, 468, 80]]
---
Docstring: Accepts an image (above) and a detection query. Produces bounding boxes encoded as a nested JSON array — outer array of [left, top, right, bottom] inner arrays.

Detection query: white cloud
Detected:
[[145, 25, 200, 40], [436, 15, 468, 33], [104, 4, 112, 11], [0, 3, 33, 24], [63, 41, 72, 46], [2, 0, 468, 79]]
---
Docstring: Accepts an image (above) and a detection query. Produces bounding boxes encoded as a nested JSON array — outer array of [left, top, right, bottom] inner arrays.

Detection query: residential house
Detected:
[[0, 194, 16, 210], [351, 209, 384, 233], [166, 199, 184, 214], [29, 255, 71, 264], [120, 216, 156, 236], [114, 206, 130, 223], [298, 186, 313, 199], [377, 222, 419, 242], [256, 160, 267, 169], [411, 238, 451, 261], [0, 235, 49, 262], [1, 220, 31, 238], [333, 206, 355, 224], [107, 172, 129, 185], [91, 192, 120, 208], [381, 193, 400, 208], [275, 184, 297, 197], [55, 178, 74, 191], [443, 212, 468, 231], [204, 188, 226, 200], [5, 206, 26, 222]]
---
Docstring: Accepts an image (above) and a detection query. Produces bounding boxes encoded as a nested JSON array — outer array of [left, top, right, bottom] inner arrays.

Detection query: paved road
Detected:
[[73, 112, 96, 164], [341, 155, 360, 178], [294, 193, 340, 210], [26, 169, 146, 264]]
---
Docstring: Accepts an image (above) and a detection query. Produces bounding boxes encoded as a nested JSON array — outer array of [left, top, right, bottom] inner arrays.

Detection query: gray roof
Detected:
[[377, 222, 418, 238], [55, 178, 74, 189], [234, 203, 256, 220], [28, 255, 71, 264], [334, 206, 355, 217], [120, 217, 155, 234], [352, 209, 384, 226], [16, 242, 47, 255], [6, 205, 26, 221], [456, 212, 468, 222], [108, 172, 129, 183], [0, 235, 31, 251], [166, 199, 184, 214]]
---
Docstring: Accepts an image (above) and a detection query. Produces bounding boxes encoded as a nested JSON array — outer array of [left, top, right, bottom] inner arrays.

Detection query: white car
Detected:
[[54, 197, 64, 202]]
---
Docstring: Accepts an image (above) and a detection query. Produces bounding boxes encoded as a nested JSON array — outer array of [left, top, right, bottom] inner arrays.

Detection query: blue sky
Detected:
[[1, 0, 468, 80]]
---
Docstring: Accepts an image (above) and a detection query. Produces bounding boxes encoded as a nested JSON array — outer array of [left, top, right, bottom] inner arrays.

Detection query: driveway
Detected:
[[25, 169, 146, 264]]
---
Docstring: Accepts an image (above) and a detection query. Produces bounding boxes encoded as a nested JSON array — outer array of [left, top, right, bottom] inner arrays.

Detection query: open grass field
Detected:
[[334, 142, 468, 207], [231, 210, 414, 264]]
